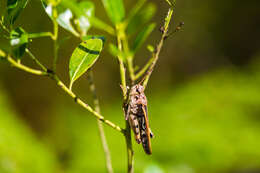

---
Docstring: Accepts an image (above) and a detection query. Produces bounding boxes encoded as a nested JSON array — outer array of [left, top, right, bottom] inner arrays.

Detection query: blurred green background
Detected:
[[1, 0, 260, 172]]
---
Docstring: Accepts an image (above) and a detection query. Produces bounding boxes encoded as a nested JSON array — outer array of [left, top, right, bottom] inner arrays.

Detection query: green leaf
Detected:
[[69, 38, 103, 89], [10, 27, 29, 59], [41, 0, 94, 37], [126, 3, 156, 35], [101, 0, 125, 25], [132, 23, 156, 53], [4, 0, 29, 26]]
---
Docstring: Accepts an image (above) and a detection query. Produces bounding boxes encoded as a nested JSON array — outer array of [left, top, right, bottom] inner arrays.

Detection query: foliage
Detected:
[[0, 0, 167, 172], [69, 38, 104, 89], [0, 0, 260, 172]]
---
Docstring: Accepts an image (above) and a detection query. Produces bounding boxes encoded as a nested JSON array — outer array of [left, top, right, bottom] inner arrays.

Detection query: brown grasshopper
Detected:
[[125, 84, 153, 155]]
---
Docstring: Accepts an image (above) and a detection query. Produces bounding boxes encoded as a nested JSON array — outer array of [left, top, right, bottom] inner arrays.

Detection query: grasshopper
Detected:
[[125, 84, 153, 155]]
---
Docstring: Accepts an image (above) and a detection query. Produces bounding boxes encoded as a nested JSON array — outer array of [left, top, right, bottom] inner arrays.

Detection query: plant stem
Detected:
[[6, 55, 47, 75], [52, 7, 59, 72], [28, 32, 53, 39], [25, 48, 47, 71], [121, 30, 135, 82], [142, 7, 174, 88], [116, 32, 127, 99], [134, 55, 154, 80], [2, 51, 124, 133], [87, 70, 113, 173], [125, 121, 134, 173], [51, 74, 124, 133], [116, 26, 134, 173]]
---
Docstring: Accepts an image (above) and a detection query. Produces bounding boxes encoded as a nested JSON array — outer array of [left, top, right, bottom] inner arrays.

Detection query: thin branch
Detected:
[[124, 122, 134, 173], [0, 18, 10, 34], [51, 74, 124, 133], [116, 26, 134, 173], [2, 51, 124, 133], [119, 6, 175, 172], [6, 55, 47, 76], [87, 70, 113, 173], [121, 32, 135, 82], [52, 7, 59, 72], [25, 48, 47, 72], [142, 7, 174, 88], [28, 32, 53, 39], [134, 55, 154, 80], [116, 32, 127, 99]]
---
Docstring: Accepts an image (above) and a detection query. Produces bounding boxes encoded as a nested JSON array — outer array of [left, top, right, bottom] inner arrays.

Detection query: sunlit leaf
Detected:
[[127, 3, 156, 35], [41, 0, 94, 37], [132, 23, 155, 53], [69, 38, 103, 89], [4, 0, 28, 26], [10, 27, 28, 59], [101, 0, 125, 25]]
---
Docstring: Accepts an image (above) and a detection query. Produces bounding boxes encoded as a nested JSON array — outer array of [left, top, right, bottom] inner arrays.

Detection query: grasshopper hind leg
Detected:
[[129, 114, 141, 144]]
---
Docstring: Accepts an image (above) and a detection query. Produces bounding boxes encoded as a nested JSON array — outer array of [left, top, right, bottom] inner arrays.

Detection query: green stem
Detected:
[[28, 32, 53, 39], [3, 52, 124, 133], [134, 55, 154, 80], [125, 121, 134, 173], [127, 57, 135, 83], [116, 25, 134, 173], [52, 7, 59, 72], [121, 30, 135, 82], [6, 55, 47, 76], [116, 33, 127, 99], [25, 48, 47, 71], [165, 0, 173, 6], [88, 70, 114, 173], [52, 75, 124, 133], [0, 19, 10, 34]]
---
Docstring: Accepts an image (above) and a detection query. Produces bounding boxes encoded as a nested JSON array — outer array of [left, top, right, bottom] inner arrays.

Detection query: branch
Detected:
[[1, 51, 124, 133], [51, 6, 59, 72], [124, 121, 134, 173], [116, 27, 134, 173], [118, 5, 176, 172], [134, 55, 154, 80], [6, 55, 47, 76], [116, 30, 127, 99], [87, 70, 113, 173], [25, 48, 47, 71], [141, 7, 174, 88]]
